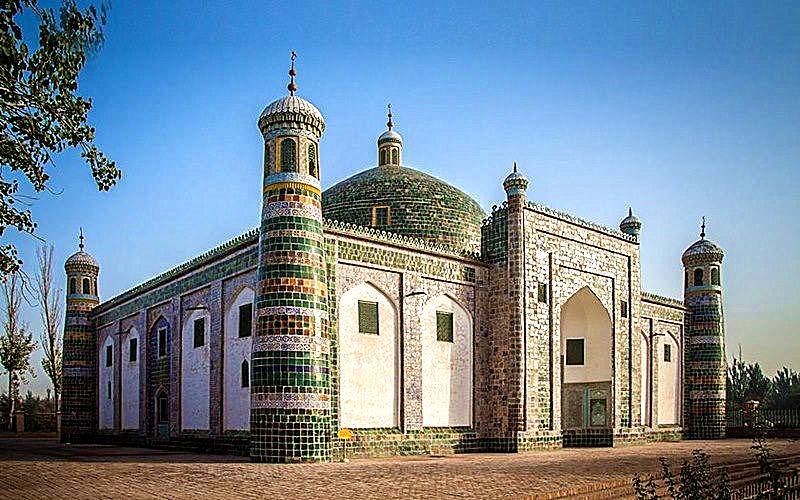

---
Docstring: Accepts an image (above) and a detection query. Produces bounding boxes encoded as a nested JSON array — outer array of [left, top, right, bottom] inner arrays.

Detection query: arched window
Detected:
[[280, 138, 297, 172], [69, 278, 77, 294], [684, 270, 689, 288], [693, 268, 704, 286], [82, 277, 91, 294], [380, 149, 387, 166], [391, 148, 399, 165], [711, 267, 720, 286], [241, 360, 250, 388], [307, 144, 318, 178], [94, 279, 98, 294]]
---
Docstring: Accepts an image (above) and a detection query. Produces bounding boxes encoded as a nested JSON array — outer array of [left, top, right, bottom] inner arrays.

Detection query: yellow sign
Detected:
[[337, 428, 353, 440]]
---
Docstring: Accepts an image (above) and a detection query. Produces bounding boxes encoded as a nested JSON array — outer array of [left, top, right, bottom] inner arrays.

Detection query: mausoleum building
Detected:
[[60, 61, 727, 462]]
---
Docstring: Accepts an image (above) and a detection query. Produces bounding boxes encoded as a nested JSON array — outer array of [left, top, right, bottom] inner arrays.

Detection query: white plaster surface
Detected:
[[121, 327, 139, 430], [98, 336, 114, 430], [657, 334, 680, 425], [338, 282, 399, 428], [421, 294, 473, 427], [181, 309, 210, 430], [561, 287, 613, 384], [224, 287, 253, 431]]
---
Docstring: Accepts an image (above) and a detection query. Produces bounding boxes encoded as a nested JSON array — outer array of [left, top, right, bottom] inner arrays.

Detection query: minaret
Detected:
[[251, 52, 331, 462], [503, 162, 529, 432], [377, 104, 402, 166], [682, 217, 726, 439], [619, 207, 642, 238], [61, 229, 100, 443]]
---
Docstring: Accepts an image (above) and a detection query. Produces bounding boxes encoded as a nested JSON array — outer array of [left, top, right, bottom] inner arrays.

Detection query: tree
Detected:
[[0, 273, 36, 429], [727, 356, 772, 410], [34, 244, 60, 411], [771, 367, 800, 410], [0, 0, 120, 275]]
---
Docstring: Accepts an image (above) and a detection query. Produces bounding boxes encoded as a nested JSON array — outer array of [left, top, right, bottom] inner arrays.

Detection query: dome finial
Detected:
[[628, 206, 633, 217], [700, 216, 706, 239], [387, 103, 393, 130], [287, 50, 298, 96], [78, 227, 84, 252], [513, 161, 518, 173]]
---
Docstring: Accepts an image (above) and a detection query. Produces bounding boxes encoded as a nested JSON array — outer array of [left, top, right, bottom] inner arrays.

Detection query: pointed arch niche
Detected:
[[421, 294, 473, 427], [338, 281, 399, 428], [560, 286, 613, 430], [223, 286, 254, 431], [121, 327, 140, 430]]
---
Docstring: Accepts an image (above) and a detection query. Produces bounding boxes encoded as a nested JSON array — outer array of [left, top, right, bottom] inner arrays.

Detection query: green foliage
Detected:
[[772, 367, 800, 410], [727, 357, 800, 410], [0, 272, 36, 428], [634, 450, 732, 499], [0, 0, 120, 275]]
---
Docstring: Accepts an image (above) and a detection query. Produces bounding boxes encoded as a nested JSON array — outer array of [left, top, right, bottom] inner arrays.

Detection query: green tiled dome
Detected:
[[322, 166, 486, 252]]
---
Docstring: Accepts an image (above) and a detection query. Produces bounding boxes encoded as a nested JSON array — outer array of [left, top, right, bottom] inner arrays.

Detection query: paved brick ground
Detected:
[[0, 437, 798, 499]]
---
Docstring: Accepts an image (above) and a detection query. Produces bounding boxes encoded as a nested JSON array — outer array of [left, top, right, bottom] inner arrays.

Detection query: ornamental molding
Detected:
[[322, 218, 482, 262]]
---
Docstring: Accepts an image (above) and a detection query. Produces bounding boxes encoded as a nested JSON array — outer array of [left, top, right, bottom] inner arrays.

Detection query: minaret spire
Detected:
[[700, 216, 706, 239], [387, 103, 393, 130], [78, 227, 84, 251], [288, 50, 297, 96]]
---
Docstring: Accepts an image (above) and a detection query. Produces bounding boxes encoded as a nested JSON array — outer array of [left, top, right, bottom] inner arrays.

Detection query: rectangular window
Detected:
[[436, 311, 454, 342], [193, 318, 205, 348], [105, 345, 112, 367], [158, 328, 167, 357], [538, 282, 548, 303], [129, 338, 137, 362], [664, 344, 672, 362], [621, 300, 628, 318], [372, 206, 390, 226], [238, 303, 253, 338], [565, 338, 585, 366], [358, 300, 379, 335], [107, 380, 111, 399]]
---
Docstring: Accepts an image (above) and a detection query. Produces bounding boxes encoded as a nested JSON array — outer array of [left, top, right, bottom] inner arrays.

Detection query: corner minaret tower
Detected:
[[682, 217, 726, 439], [251, 52, 331, 462], [503, 162, 529, 432], [61, 229, 100, 443], [377, 104, 402, 166]]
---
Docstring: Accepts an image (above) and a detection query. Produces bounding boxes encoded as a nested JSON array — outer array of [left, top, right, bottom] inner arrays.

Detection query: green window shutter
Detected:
[[358, 301, 379, 334], [436, 311, 454, 342], [565, 339, 585, 365]]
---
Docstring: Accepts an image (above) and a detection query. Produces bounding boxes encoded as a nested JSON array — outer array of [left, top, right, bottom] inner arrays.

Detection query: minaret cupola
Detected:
[[64, 228, 100, 299], [377, 104, 402, 166], [619, 207, 642, 238]]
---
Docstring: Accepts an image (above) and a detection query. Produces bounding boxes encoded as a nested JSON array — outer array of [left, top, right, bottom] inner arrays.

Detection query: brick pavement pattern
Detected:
[[1, 437, 799, 499]]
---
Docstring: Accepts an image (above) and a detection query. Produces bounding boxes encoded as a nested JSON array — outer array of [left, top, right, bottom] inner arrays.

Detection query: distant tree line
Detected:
[[727, 357, 800, 410]]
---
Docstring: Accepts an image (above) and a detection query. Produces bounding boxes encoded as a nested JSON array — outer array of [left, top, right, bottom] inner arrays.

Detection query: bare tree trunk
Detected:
[[36, 246, 62, 417]]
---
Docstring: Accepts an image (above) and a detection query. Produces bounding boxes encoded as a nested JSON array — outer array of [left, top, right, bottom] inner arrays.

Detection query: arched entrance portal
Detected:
[[560, 287, 613, 445]]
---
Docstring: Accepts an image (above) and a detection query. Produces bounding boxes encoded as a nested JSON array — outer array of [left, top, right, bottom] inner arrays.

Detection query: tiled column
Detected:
[[251, 93, 330, 463], [61, 254, 100, 443], [682, 237, 726, 439], [503, 165, 529, 434]]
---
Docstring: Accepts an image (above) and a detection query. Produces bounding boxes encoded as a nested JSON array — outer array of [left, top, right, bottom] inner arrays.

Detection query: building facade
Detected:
[[60, 64, 727, 462]]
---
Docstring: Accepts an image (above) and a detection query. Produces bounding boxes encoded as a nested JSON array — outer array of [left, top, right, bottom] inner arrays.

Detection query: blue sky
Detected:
[[8, 0, 799, 395]]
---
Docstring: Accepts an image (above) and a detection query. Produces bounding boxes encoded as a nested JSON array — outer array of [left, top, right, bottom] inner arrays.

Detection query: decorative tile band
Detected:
[[263, 201, 322, 221], [265, 172, 322, 191], [257, 306, 329, 320], [688, 335, 721, 345], [689, 390, 726, 400], [253, 334, 330, 355], [63, 366, 93, 376], [264, 229, 324, 243], [251, 392, 331, 410]]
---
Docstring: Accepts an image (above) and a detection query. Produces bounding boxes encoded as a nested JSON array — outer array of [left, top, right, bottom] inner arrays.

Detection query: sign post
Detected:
[[337, 428, 353, 462]]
